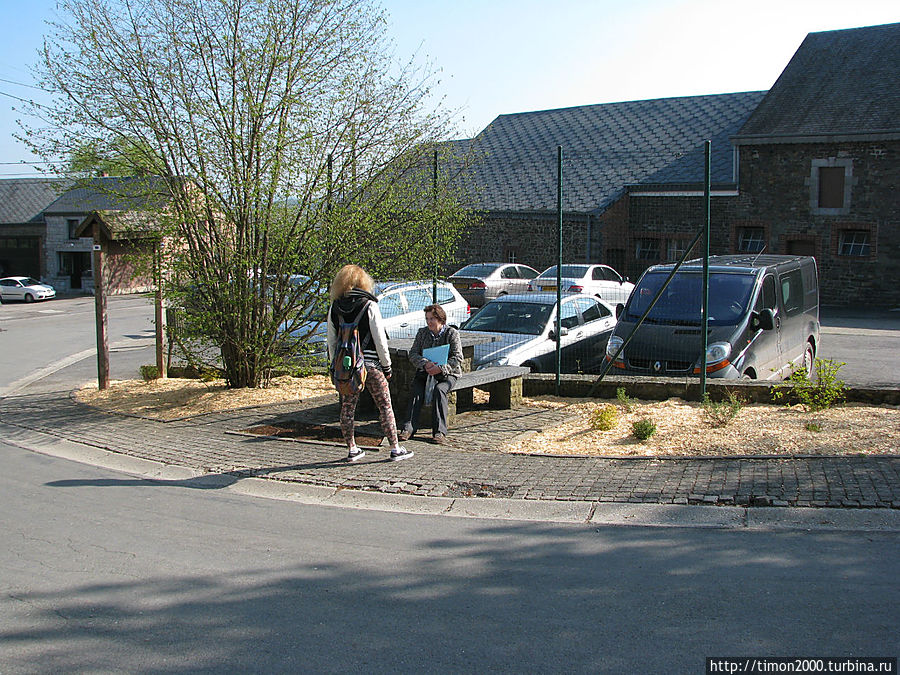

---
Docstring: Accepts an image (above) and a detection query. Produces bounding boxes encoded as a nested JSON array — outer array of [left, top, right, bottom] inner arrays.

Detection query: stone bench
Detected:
[[449, 365, 530, 412]]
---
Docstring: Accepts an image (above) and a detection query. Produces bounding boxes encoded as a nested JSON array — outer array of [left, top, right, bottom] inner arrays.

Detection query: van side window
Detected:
[[779, 270, 804, 316], [760, 275, 776, 311]]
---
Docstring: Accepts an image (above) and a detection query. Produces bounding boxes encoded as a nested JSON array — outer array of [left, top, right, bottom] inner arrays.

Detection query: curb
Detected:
[[6, 424, 900, 532]]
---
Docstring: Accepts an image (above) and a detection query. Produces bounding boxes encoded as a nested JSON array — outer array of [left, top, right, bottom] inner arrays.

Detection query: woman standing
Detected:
[[327, 265, 412, 461]]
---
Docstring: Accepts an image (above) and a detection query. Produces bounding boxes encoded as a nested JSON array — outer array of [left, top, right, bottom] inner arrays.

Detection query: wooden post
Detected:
[[92, 233, 110, 390], [154, 241, 167, 379]]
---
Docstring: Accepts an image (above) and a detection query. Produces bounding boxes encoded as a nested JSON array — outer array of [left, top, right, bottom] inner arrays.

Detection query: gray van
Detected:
[[604, 255, 819, 380]]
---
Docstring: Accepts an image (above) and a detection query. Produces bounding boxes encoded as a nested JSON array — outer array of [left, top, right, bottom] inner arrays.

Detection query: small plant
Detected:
[[589, 404, 618, 431], [805, 421, 822, 432], [632, 417, 657, 441], [702, 390, 745, 428], [616, 387, 635, 412], [140, 365, 159, 381], [772, 357, 847, 412]]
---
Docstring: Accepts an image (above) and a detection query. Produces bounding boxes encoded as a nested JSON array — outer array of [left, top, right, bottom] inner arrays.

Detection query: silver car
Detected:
[[449, 263, 539, 307], [0, 276, 56, 303], [528, 264, 634, 305]]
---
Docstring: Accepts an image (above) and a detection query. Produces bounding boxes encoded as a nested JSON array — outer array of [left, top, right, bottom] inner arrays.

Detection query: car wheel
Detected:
[[802, 342, 815, 378], [24, 293, 35, 303], [741, 369, 756, 379]]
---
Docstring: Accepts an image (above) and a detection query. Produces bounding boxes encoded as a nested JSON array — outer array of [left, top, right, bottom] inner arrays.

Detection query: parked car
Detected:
[[449, 263, 539, 306], [462, 293, 616, 373], [374, 280, 470, 338], [0, 276, 56, 303], [528, 264, 634, 305], [605, 254, 820, 380], [284, 279, 470, 364]]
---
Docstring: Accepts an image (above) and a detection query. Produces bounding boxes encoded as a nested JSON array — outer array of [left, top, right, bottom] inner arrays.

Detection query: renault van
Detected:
[[604, 255, 819, 380]]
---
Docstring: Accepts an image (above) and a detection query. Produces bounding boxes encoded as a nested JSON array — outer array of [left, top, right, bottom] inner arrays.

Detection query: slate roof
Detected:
[[453, 92, 766, 214], [43, 176, 171, 215], [735, 22, 900, 142], [0, 178, 68, 225]]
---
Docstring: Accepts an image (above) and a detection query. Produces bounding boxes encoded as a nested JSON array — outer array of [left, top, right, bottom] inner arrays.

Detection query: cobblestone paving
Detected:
[[3, 390, 899, 508]]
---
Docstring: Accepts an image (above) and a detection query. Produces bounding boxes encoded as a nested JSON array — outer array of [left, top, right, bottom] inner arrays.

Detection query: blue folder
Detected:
[[422, 344, 450, 365]]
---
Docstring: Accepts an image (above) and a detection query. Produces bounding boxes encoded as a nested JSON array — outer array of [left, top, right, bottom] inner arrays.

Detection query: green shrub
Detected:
[[702, 390, 745, 428], [632, 417, 657, 441], [589, 404, 618, 431], [616, 387, 635, 412], [140, 365, 159, 381], [772, 358, 847, 412], [805, 421, 822, 432]]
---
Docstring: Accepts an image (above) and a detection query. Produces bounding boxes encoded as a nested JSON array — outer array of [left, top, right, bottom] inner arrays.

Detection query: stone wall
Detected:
[[734, 141, 900, 306]]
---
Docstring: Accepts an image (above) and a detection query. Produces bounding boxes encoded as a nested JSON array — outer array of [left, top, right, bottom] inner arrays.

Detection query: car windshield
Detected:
[[625, 271, 756, 326], [453, 264, 499, 278], [463, 300, 553, 335], [23, 278, 41, 286], [538, 265, 589, 279]]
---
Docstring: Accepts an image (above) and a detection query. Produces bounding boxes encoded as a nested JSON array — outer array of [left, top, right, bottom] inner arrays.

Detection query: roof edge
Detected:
[[732, 131, 900, 145]]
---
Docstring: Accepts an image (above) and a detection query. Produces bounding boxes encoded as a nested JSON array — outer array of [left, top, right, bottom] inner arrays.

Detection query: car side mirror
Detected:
[[754, 308, 775, 331], [615, 303, 624, 319], [549, 326, 569, 340]]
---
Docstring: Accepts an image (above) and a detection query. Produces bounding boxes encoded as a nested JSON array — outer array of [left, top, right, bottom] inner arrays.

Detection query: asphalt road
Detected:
[[2, 441, 898, 673]]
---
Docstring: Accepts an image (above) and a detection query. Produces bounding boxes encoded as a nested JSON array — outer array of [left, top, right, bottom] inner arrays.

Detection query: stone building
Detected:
[[0, 176, 164, 294], [452, 22, 900, 306]]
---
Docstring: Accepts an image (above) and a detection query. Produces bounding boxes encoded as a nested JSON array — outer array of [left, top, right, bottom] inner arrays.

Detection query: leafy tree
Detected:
[[22, 0, 475, 387]]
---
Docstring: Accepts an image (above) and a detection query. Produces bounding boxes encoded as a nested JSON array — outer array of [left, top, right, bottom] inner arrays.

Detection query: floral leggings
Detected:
[[340, 365, 399, 448]]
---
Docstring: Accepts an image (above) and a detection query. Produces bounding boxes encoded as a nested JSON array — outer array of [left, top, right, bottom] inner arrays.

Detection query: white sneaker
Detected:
[[389, 447, 414, 461], [347, 448, 366, 462]]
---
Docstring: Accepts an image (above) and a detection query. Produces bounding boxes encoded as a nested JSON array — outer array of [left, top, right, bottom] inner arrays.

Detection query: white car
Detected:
[[528, 264, 634, 305], [462, 293, 617, 373], [375, 280, 470, 338], [0, 277, 56, 303]]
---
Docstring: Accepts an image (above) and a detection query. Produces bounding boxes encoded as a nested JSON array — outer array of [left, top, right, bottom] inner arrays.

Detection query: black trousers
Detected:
[[402, 369, 457, 437]]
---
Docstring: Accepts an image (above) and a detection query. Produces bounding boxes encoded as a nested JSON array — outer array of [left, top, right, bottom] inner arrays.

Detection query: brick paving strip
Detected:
[[2, 391, 899, 509]]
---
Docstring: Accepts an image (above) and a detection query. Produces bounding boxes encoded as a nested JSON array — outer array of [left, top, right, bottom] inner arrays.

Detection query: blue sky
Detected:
[[0, 0, 897, 177]]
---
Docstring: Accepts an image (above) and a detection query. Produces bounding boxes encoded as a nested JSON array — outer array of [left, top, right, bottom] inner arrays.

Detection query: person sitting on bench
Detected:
[[398, 304, 463, 445]]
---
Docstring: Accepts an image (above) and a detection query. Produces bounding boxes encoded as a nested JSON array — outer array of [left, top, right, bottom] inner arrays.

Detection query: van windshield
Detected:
[[625, 271, 756, 326]]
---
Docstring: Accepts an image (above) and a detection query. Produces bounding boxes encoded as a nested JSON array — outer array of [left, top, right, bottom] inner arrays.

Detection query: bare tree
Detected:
[[22, 0, 473, 387]]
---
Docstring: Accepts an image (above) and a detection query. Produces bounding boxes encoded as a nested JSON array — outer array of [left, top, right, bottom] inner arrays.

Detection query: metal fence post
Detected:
[[555, 145, 563, 395], [701, 140, 711, 400]]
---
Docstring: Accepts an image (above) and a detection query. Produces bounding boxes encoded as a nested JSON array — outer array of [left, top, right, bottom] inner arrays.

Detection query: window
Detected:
[[838, 230, 871, 257], [505, 248, 518, 263], [575, 297, 611, 323], [517, 265, 537, 280], [67, 218, 80, 240], [666, 239, 688, 261], [818, 167, 845, 208], [403, 287, 431, 313], [755, 275, 777, 312], [435, 286, 455, 305], [559, 300, 580, 329], [779, 270, 804, 316], [378, 293, 404, 318], [635, 239, 660, 261], [738, 227, 765, 253], [810, 159, 852, 214], [500, 266, 519, 279]]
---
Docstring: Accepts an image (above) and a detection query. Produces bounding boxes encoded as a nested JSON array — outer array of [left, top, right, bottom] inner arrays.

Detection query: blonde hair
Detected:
[[330, 264, 374, 300]]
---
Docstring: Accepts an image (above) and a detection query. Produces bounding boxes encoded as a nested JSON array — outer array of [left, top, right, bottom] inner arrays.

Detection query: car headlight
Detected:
[[605, 335, 625, 368], [705, 341, 731, 366], [605, 335, 624, 360]]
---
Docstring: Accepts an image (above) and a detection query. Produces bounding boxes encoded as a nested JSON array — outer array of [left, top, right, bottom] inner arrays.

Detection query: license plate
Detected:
[[540, 285, 556, 292], [453, 283, 468, 291]]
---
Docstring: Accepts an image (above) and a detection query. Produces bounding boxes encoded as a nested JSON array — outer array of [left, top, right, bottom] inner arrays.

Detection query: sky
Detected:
[[0, 0, 897, 177]]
